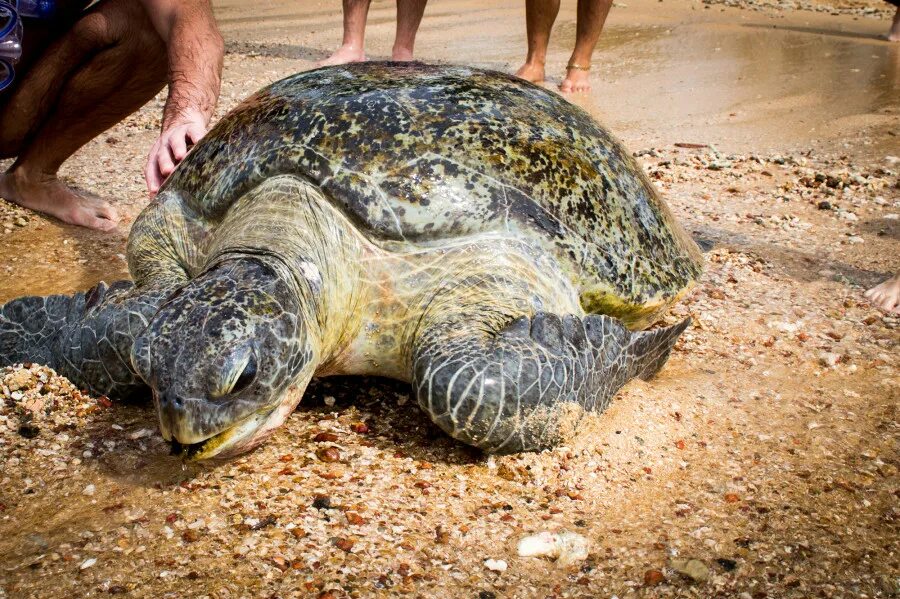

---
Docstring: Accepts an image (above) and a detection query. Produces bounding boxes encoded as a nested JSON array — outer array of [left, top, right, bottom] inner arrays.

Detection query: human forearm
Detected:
[[160, 2, 224, 129], [140, 0, 224, 193]]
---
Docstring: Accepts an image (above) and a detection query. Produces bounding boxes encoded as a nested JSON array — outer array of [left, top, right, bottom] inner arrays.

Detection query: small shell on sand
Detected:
[[484, 558, 508, 572], [517, 531, 590, 567]]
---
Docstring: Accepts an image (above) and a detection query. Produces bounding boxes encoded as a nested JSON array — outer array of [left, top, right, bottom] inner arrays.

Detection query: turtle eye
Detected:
[[232, 354, 257, 394], [212, 351, 257, 398]]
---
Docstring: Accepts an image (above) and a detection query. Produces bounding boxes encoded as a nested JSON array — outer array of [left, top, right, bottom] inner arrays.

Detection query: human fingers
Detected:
[[145, 137, 164, 195], [170, 128, 189, 162], [156, 137, 177, 178]]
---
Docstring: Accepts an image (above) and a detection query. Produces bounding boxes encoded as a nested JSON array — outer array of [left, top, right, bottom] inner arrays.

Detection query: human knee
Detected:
[[72, 0, 164, 58], [68, 11, 117, 51]]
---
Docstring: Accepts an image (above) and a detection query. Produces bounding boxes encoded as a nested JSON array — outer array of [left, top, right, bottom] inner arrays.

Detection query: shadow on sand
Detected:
[[78, 375, 480, 492], [692, 224, 894, 288]]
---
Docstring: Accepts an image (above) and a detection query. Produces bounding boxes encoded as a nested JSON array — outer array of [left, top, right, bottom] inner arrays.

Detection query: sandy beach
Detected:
[[1, 0, 898, 597]]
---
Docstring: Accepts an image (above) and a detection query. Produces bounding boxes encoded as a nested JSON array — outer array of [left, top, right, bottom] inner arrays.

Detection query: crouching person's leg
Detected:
[[0, 0, 167, 230]]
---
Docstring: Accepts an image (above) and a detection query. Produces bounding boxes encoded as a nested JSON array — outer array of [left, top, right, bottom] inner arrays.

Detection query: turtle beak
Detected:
[[160, 385, 306, 461], [167, 408, 278, 460]]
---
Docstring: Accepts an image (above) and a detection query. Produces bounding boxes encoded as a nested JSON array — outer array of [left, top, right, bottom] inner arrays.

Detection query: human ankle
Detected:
[[567, 53, 593, 68], [0, 170, 12, 200], [392, 45, 414, 59], [338, 41, 363, 53], [7, 164, 58, 188]]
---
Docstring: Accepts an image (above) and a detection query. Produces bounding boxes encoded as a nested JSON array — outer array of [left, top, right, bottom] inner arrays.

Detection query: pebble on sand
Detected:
[[79, 558, 97, 570], [484, 559, 508, 572], [670, 558, 711, 582], [644, 569, 666, 586], [517, 531, 590, 567]]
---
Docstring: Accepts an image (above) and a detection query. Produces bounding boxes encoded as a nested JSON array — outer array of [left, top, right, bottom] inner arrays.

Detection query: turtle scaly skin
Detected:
[[0, 63, 702, 458]]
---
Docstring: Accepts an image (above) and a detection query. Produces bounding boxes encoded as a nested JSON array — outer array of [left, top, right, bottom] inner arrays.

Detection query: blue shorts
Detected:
[[1, 0, 91, 97]]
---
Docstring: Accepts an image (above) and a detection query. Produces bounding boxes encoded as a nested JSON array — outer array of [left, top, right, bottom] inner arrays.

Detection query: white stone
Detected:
[[79, 558, 97, 570], [484, 559, 507, 572], [517, 531, 589, 567]]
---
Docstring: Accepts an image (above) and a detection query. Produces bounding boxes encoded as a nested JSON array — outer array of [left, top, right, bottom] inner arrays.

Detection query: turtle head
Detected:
[[133, 258, 314, 460]]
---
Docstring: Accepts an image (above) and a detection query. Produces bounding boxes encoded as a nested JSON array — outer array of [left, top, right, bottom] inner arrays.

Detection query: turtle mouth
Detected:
[[170, 436, 223, 461], [168, 407, 278, 461], [170, 438, 206, 461]]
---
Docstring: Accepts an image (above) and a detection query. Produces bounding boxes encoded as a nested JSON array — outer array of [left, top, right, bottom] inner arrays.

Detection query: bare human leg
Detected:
[[392, 0, 427, 61], [0, 0, 167, 231], [560, 0, 612, 93], [889, 6, 900, 42], [514, 0, 560, 84], [318, 0, 372, 66], [864, 273, 900, 314]]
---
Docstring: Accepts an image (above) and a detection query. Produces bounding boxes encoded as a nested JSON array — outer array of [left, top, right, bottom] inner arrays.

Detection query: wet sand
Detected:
[[1, 0, 898, 597]]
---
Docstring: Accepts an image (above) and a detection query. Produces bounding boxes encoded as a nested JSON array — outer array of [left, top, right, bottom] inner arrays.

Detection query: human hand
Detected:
[[144, 109, 208, 195]]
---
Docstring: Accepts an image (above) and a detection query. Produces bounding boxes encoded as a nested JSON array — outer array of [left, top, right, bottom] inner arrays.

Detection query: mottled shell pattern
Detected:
[[163, 62, 702, 325]]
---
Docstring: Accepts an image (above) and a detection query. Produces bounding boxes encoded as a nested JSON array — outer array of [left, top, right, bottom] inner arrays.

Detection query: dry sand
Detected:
[[0, 0, 898, 597]]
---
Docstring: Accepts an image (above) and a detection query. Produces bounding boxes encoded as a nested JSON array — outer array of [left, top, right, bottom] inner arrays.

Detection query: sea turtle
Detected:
[[0, 63, 702, 459]]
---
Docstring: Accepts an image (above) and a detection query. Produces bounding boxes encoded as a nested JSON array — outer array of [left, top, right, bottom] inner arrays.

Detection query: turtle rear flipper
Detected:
[[0, 281, 174, 399], [412, 312, 690, 454], [584, 313, 691, 382]]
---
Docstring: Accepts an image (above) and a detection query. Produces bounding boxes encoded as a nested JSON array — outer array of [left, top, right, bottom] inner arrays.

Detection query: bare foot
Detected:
[[864, 274, 900, 314], [0, 168, 119, 231], [316, 45, 366, 67], [560, 67, 592, 93], [391, 46, 415, 61], [515, 61, 546, 84], [889, 7, 900, 42]]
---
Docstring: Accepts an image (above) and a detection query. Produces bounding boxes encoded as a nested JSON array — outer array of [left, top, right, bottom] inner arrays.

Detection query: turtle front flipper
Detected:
[[412, 311, 690, 453], [0, 189, 200, 400], [0, 281, 176, 400]]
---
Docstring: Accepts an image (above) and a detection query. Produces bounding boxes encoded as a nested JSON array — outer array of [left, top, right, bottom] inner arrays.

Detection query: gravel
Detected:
[[1, 8, 898, 596]]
